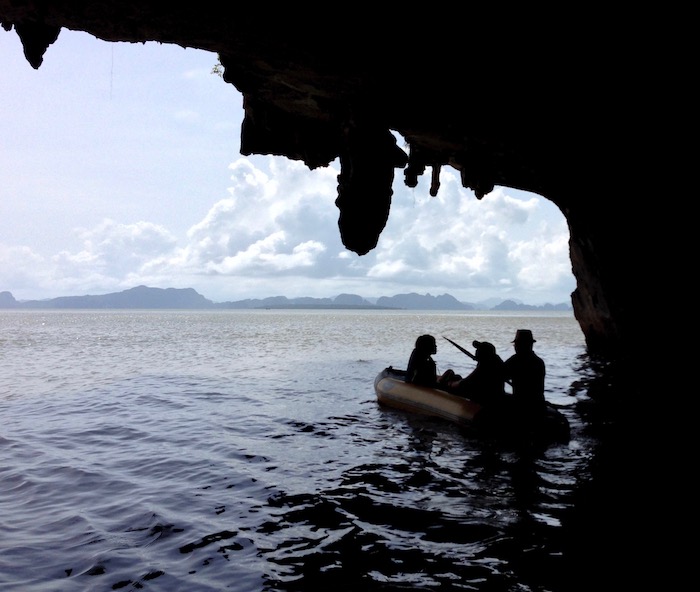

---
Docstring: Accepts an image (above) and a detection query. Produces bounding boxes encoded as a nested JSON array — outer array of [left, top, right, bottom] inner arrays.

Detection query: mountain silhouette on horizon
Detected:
[[0, 286, 572, 311]]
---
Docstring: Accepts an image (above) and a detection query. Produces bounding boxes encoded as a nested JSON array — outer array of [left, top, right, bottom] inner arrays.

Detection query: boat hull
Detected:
[[374, 367, 570, 443], [374, 367, 482, 426]]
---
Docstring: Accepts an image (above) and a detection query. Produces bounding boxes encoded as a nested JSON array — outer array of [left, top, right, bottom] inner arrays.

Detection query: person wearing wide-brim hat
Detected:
[[512, 329, 536, 345], [503, 329, 546, 418]]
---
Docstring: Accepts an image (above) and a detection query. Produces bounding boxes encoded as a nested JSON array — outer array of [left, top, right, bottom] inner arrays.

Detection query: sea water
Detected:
[[0, 309, 608, 591]]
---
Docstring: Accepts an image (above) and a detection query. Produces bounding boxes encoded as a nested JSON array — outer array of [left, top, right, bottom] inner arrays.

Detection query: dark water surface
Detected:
[[0, 310, 634, 591]]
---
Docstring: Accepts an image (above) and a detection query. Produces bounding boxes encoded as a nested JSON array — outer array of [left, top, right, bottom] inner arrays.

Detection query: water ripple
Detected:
[[0, 310, 609, 591]]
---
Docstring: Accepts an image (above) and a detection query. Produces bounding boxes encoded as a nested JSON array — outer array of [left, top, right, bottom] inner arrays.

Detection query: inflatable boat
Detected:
[[374, 366, 570, 444]]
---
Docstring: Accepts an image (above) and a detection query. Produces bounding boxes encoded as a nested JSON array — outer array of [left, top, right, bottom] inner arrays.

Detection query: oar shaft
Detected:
[[442, 336, 476, 360]]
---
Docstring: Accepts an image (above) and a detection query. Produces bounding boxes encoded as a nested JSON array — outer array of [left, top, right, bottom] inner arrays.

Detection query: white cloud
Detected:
[[0, 153, 575, 303], [0, 148, 574, 304]]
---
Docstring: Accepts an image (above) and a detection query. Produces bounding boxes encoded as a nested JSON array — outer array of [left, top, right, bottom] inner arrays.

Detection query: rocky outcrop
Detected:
[[0, 5, 652, 363]]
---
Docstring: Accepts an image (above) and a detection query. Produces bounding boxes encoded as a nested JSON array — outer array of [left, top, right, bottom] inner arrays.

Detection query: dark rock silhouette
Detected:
[[0, 4, 657, 360], [0, 287, 572, 311], [3, 286, 212, 309], [492, 299, 572, 311], [0, 291, 17, 307], [376, 292, 473, 310]]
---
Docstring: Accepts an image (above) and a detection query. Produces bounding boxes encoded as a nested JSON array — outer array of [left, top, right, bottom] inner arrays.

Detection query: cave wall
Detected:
[[0, 4, 648, 366]]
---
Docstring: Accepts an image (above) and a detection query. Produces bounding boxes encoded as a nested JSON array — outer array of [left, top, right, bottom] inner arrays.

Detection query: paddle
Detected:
[[442, 336, 476, 361]]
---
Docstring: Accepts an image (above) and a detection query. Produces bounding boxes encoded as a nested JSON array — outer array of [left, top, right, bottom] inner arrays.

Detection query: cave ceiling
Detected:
[[1, 4, 646, 359]]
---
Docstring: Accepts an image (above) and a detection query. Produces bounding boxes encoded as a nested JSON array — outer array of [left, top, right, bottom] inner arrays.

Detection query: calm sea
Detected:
[[0, 309, 617, 591]]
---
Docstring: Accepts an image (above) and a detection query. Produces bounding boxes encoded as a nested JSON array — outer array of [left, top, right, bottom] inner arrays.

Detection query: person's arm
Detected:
[[537, 356, 546, 396], [450, 367, 478, 395], [406, 355, 416, 383], [502, 356, 514, 382]]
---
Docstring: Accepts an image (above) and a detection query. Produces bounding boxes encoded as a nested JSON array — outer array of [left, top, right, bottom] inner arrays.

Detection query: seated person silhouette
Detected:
[[443, 341, 507, 405], [406, 334, 439, 386], [503, 329, 546, 418]]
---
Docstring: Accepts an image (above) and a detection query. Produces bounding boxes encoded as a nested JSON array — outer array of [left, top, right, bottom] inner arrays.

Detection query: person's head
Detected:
[[415, 334, 437, 354], [512, 329, 536, 352], [473, 340, 496, 361]]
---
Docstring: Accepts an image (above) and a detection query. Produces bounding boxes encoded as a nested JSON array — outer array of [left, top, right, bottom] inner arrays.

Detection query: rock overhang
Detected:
[[0, 4, 648, 364]]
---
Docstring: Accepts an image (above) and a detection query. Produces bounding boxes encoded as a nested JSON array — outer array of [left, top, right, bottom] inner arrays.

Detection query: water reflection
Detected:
[[2, 311, 653, 591], [253, 406, 586, 591]]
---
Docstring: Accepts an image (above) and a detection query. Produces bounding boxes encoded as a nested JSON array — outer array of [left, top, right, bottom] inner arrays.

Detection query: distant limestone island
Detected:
[[0, 285, 572, 311]]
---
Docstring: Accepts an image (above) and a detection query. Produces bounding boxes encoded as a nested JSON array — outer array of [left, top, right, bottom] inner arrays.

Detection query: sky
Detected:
[[0, 28, 576, 305]]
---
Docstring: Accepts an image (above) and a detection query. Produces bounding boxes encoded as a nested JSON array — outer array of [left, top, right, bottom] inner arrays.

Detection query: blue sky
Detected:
[[0, 28, 575, 305]]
